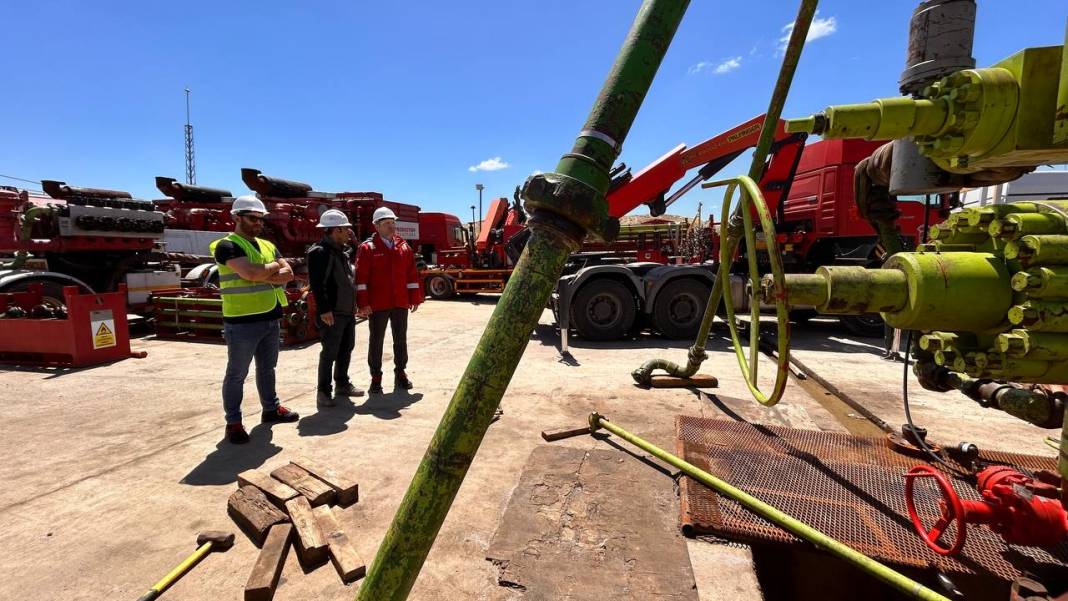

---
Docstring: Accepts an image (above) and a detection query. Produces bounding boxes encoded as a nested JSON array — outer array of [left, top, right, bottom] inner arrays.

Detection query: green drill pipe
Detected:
[[990, 213, 1066, 240], [1005, 234, 1068, 266], [1009, 301, 1068, 332], [1011, 266, 1068, 299], [775, 266, 908, 314], [998, 329, 1068, 360], [632, 0, 819, 386], [585, 413, 952, 601], [357, 2, 688, 599], [965, 203, 1038, 228]]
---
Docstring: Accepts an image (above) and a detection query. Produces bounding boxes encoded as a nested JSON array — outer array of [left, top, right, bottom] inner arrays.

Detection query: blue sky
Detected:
[[2, 1, 1065, 220]]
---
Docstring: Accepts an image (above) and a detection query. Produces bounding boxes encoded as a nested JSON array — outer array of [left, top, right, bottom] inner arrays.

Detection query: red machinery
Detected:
[[0, 283, 145, 367], [155, 171, 452, 261], [905, 464, 1068, 556]]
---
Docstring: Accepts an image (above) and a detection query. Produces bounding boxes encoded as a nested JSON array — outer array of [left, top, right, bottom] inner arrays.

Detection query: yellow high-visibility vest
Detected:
[[209, 234, 288, 318]]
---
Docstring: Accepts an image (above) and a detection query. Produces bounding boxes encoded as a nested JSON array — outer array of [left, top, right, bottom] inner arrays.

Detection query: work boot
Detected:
[[317, 390, 336, 408], [262, 405, 300, 423], [395, 371, 414, 390], [368, 376, 383, 395], [226, 423, 250, 445], [335, 382, 365, 398]]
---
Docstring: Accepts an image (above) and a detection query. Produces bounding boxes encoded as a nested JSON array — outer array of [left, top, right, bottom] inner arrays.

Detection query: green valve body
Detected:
[[786, 44, 1068, 173]]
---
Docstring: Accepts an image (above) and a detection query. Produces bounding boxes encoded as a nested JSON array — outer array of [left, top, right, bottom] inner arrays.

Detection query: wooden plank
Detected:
[[284, 496, 328, 566], [540, 425, 591, 442], [244, 523, 292, 601], [237, 469, 299, 507], [228, 486, 289, 546], [313, 505, 366, 583], [290, 456, 359, 505], [270, 464, 336, 506], [648, 374, 718, 389]]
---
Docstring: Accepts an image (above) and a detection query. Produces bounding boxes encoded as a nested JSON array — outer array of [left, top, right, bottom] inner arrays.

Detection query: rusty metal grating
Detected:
[[675, 416, 1068, 582]]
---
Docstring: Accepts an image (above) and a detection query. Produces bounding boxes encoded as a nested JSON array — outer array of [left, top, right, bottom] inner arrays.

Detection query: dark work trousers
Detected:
[[317, 314, 356, 394], [367, 308, 409, 377]]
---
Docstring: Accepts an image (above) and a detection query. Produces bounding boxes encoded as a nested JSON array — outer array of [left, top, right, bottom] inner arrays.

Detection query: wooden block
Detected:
[[541, 425, 591, 442], [238, 469, 299, 507], [244, 523, 292, 601], [284, 496, 328, 566], [228, 486, 289, 546], [270, 464, 336, 506], [313, 505, 366, 583], [648, 374, 718, 389], [290, 456, 359, 505]]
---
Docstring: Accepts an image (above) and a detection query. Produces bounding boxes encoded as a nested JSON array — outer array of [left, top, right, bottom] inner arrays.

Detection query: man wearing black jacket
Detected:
[[307, 209, 364, 407]]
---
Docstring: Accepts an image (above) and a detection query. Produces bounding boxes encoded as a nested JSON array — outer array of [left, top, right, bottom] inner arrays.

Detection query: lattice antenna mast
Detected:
[[184, 88, 196, 184]]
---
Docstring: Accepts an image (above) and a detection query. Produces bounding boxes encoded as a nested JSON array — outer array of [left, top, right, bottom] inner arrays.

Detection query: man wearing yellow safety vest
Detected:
[[210, 195, 300, 444]]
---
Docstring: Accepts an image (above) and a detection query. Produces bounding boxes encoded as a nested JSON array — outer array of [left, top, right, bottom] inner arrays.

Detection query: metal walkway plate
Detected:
[[675, 415, 1068, 583]]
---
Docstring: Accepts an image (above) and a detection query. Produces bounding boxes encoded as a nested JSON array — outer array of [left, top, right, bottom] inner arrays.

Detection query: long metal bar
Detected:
[[633, 0, 819, 385], [356, 2, 690, 598], [587, 413, 952, 601]]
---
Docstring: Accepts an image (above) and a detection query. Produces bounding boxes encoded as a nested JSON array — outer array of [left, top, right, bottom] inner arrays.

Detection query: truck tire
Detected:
[[653, 279, 710, 339], [0, 278, 87, 309], [571, 279, 636, 341], [840, 314, 884, 338], [425, 274, 455, 300]]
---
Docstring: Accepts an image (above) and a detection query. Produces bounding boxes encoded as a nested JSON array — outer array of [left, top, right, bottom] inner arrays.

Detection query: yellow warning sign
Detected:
[[93, 321, 116, 349]]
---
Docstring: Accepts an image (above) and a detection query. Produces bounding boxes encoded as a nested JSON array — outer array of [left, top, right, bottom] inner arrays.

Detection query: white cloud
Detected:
[[688, 56, 742, 76], [713, 56, 742, 74], [468, 157, 510, 172], [778, 14, 837, 53]]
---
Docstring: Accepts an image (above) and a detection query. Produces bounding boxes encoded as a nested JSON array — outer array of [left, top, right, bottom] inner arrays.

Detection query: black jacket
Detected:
[[307, 237, 356, 316]]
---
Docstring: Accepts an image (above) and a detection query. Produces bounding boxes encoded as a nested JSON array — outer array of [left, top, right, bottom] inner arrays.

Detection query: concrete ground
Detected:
[[0, 299, 1057, 600]]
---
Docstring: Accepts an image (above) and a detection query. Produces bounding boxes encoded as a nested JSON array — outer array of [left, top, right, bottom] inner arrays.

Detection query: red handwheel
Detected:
[[904, 465, 967, 556]]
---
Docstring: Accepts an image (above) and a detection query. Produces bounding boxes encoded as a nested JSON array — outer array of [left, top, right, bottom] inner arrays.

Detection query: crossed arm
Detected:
[[225, 257, 294, 285]]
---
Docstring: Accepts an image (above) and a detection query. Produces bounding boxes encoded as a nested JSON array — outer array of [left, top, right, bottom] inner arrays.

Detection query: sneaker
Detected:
[[226, 423, 250, 444], [317, 390, 336, 407], [262, 405, 300, 423], [395, 371, 414, 390], [335, 382, 365, 398], [368, 376, 383, 395]]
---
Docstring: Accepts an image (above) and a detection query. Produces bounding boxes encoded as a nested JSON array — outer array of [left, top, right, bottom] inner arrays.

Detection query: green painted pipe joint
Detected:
[[1011, 266, 1068, 298], [1006, 235, 1068, 266], [990, 212, 1066, 240], [1009, 301, 1068, 332], [765, 266, 908, 315], [521, 173, 615, 243], [997, 328, 1068, 360], [786, 67, 1021, 173]]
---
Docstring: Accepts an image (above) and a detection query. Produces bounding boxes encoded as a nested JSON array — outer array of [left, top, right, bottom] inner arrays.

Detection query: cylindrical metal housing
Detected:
[[882, 251, 1012, 330], [899, 0, 977, 95]]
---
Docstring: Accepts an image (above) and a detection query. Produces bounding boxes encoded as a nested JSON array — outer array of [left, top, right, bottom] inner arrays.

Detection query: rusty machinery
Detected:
[[757, 0, 1068, 564]]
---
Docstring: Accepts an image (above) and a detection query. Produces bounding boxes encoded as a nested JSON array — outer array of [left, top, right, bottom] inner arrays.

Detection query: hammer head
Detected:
[[196, 531, 235, 552]]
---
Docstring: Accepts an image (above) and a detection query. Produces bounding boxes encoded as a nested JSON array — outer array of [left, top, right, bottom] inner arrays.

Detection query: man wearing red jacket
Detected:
[[356, 207, 424, 394]]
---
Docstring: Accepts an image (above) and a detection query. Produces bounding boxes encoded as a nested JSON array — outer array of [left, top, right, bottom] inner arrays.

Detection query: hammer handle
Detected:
[[136, 542, 213, 600]]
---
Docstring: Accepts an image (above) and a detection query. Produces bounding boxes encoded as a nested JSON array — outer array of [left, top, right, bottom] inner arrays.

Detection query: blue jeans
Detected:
[[222, 320, 281, 424]]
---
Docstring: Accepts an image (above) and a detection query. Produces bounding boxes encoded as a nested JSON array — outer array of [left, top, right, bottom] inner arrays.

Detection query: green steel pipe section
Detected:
[[632, 0, 819, 387], [357, 2, 689, 598], [586, 413, 952, 601]]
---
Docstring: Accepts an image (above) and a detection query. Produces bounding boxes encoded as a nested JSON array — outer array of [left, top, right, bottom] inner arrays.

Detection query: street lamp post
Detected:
[[475, 183, 484, 230]]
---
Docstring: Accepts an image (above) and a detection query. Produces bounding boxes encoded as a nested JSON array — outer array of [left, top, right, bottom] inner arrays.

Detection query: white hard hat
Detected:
[[372, 206, 397, 223], [317, 209, 352, 228], [232, 195, 268, 215]]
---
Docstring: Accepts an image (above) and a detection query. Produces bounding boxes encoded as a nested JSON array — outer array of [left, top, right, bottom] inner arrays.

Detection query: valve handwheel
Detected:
[[904, 465, 967, 556], [705, 176, 790, 406]]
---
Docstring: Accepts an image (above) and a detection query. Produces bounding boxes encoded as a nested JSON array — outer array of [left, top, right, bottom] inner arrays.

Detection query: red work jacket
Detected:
[[355, 233, 424, 311]]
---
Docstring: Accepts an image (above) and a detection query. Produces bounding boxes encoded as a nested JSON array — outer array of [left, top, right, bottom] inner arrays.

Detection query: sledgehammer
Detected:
[[136, 531, 235, 600]]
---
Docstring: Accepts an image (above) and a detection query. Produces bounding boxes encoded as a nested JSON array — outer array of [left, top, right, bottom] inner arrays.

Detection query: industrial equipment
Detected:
[[744, 1, 1068, 562]]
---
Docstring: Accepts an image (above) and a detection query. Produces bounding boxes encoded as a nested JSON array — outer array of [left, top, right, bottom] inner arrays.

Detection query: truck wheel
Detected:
[[425, 275, 455, 300], [653, 279, 710, 339], [571, 279, 636, 341], [840, 314, 884, 338], [0, 278, 84, 309]]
